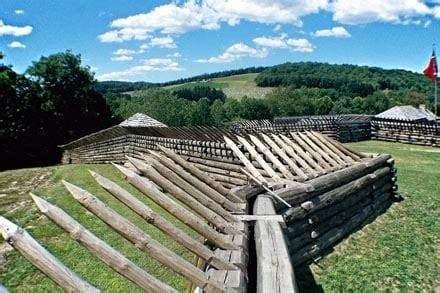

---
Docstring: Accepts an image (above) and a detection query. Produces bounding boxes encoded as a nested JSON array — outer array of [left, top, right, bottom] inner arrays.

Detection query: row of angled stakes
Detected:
[[0, 164, 242, 292]]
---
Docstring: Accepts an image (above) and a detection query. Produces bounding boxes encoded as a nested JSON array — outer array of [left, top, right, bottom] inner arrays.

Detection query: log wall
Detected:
[[371, 118, 440, 147], [276, 155, 398, 266]]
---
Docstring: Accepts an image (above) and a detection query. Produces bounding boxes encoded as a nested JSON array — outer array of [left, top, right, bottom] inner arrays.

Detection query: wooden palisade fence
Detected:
[[2, 130, 398, 292]]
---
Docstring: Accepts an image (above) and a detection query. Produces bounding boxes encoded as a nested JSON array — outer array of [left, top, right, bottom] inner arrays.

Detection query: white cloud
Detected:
[[330, 0, 432, 25], [253, 36, 288, 48], [273, 24, 282, 32], [150, 36, 177, 48], [113, 48, 137, 55], [195, 42, 268, 63], [15, 10, 24, 15], [97, 58, 182, 80], [111, 55, 133, 61], [253, 35, 315, 52], [433, 6, 440, 18], [99, 0, 328, 42], [8, 41, 26, 48], [167, 52, 182, 58], [286, 38, 315, 52], [0, 20, 32, 36], [98, 28, 151, 42], [312, 26, 351, 38]]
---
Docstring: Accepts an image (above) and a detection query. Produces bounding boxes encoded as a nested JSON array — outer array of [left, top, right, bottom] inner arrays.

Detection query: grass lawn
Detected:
[[0, 140, 438, 291], [311, 140, 440, 291]]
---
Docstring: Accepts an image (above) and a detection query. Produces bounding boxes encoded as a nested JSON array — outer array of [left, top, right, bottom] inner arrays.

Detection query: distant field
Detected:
[[130, 73, 275, 99], [0, 141, 438, 291]]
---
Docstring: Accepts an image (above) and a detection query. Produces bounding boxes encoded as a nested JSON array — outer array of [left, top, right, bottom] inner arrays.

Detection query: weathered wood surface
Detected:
[[0, 216, 100, 293], [89, 171, 237, 271], [112, 163, 239, 250], [158, 145, 244, 204], [253, 196, 298, 293], [62, 180, 227, 291], [30, 193, 176, 292]]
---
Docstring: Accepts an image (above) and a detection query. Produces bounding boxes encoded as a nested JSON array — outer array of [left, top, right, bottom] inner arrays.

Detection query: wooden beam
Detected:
[[223, 136, 267, 184], [253, 196, 298, 293], [89, 171, 237, 271], [236, 136, 281, 181], [158, 145, 245, 204], [112, 163, 239, 250], [0, 216, 100, 293], [30, 193, 176, 292]]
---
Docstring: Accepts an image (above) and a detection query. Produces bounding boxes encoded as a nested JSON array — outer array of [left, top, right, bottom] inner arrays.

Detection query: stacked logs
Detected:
[[275, 154, 398, 266], [372, 118, 440, 147]]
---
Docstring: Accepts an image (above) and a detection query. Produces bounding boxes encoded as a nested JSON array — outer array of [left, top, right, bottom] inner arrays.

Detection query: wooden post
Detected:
[[158, 145, 245, 204], [0, 216, 100, 293], [143, 152, 244, 216], [259, 134, 308, 181], [248, 135, 295, 180], [62, 180, 227, 291], [90, 170, 238, 271], [127, 156, 244, 236], [30, 193, 176, 292], [112, 163, 239, 250], [254, 196, 298, 293]]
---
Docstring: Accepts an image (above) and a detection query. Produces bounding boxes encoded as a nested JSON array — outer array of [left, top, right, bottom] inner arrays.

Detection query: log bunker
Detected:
[[1, 112, 400, 291]]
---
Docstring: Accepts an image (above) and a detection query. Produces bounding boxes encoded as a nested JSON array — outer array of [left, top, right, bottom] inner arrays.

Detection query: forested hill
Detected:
[[255, 62, 430, 97]]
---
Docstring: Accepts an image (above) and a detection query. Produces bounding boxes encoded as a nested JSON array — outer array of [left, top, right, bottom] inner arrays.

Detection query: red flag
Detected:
[[424, 50, 438, 82]]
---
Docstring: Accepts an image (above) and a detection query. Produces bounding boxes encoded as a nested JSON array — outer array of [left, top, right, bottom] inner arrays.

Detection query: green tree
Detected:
[[27, 51, 114, 146]]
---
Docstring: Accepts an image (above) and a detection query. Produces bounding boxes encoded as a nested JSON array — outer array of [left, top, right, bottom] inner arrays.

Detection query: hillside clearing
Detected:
[[128, 73, 275, 99], [0, 141, 438, 291]]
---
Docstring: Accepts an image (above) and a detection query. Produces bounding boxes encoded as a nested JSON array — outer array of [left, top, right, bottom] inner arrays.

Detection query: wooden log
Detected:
[[270, 134, 318, 177], [248, 135, 295, 180], [62, 181, 227, 291], [112, 164, 239, 250], [146, 151, 245, 216], [303, 132, 346, 167], [286, 178, 392, 239], [310, 131, 355, 163], [283, 166, 390, 222], [253, 195, 298, 293], [280, 134, 325, 173], [236, 135, 281, 181], [127, 156, 243, 235], [275, 154, 391, 209], [287, 187, 391, 251], [290, 133, 332, 171], [0, 216, 100, 293], [30, 193, 176, 292], [223, 136, 268, 184], [89, 171, 237, 271], [259, 134, 308, 181], [158, 145, 245, 204], [290, 195, 391, 266]]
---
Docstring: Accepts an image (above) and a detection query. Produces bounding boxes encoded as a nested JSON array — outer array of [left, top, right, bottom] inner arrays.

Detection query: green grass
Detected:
[[0, 164, 198, 292], [312, 141, 440, 291], [159, 73, 274, 99], [1, 141, 439, 291]]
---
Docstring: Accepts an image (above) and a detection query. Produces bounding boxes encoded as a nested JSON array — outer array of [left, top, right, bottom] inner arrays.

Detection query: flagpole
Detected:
[[435, 77, 438, 118]]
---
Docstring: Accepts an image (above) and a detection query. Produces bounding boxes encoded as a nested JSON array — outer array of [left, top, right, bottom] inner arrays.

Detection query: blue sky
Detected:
[[1, 0, 440, 82]]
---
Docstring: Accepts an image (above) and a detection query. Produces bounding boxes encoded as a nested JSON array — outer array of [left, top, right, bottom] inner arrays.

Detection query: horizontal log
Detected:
[[283, 166, 391, 222]]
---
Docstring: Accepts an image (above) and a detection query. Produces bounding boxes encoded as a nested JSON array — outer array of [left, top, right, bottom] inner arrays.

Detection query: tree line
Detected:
[[0, 51, 115, 170]]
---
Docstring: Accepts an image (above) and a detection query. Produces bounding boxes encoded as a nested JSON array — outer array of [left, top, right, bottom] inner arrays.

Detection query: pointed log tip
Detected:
[[88, 170, 98, 178], [0, 216, 18, 239], [30, 193, 50, 213], [112, 162, 134, 177]]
